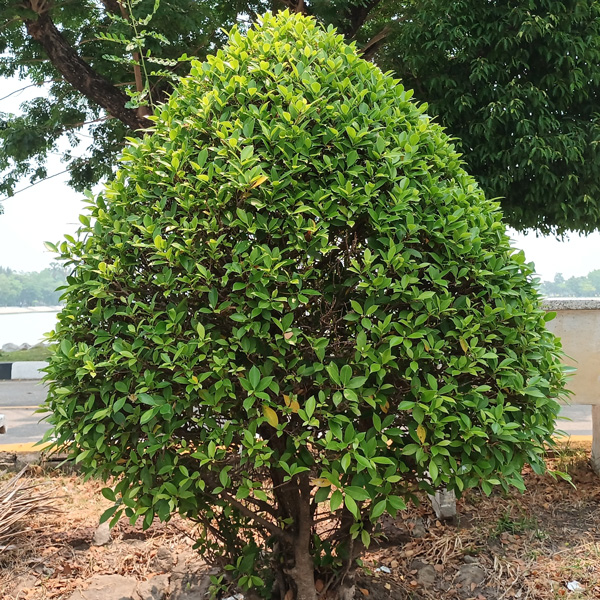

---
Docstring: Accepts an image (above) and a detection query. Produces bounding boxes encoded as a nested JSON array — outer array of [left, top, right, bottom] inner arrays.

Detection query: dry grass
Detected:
[[0, 467, 60, 554]]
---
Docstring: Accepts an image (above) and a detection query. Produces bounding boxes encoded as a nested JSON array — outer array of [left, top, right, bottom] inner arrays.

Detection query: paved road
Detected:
[[0, 380, 594, 447], [0, 380, 52, 445]]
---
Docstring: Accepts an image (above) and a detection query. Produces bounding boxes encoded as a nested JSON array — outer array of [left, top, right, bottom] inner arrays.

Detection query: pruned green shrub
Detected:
[[43, 11, 567, 600]]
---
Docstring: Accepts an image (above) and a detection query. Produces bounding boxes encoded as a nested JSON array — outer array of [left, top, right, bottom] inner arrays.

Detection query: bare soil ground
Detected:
[[1, 441, 598, 600]]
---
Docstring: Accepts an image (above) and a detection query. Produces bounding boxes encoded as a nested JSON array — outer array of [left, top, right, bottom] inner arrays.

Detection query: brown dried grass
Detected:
[[0, 467, 60, 554]]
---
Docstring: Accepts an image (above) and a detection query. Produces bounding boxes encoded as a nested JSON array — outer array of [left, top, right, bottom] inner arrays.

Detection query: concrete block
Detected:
[[429, 488, 456, 520], [11, 361, 46, 380]]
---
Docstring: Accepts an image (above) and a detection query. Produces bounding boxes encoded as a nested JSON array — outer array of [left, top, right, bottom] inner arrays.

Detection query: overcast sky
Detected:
[[2, 77, 600, 281]]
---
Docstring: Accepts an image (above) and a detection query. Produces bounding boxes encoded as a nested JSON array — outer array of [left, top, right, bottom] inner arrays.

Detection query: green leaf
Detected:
[[330, 490, 343, 511], [345, 486, 370, 501], [344, 494, 360, 519]]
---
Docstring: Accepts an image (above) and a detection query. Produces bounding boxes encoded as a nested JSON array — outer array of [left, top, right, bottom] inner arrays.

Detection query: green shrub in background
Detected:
[[43, 11, 567, 600]]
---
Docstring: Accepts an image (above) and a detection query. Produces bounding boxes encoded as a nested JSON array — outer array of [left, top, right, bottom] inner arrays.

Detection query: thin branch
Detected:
[[0, 81, 57, 102], [3, 168, 72, 199], [220, 491, 290, 541]]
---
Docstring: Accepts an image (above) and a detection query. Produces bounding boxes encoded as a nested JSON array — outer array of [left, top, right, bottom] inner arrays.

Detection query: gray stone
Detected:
[[151, 546, 174, 573], [463, 556, 479, 564], [92, 521, 112, 546], [67, 574, 138, 600], [456, 564, 485, 589], [410, 517, 426, 538], [417, 565, 437, 586], [169, 568, 215, 600], [14, 452, 42, 470], [429, 489, 457, 520], [135, 574, 170, 600], [1, 343, 19, 352]]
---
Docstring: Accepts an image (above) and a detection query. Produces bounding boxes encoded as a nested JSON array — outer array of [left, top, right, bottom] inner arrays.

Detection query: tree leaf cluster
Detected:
[[381, 0, 600, 233], [3, 1, 600, 232], [43, 12, 567, 597]]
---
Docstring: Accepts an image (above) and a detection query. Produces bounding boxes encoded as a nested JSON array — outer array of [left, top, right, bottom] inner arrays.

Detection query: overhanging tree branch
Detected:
[[360, 25, 391, 60], [22, 0, 148, 131]]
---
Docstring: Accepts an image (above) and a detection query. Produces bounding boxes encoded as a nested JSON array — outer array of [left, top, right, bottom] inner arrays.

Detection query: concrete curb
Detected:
[[0, 361, 46, 380]]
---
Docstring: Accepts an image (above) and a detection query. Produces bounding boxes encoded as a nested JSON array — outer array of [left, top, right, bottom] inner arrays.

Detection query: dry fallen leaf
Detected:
[[310, 478, 331, 488]]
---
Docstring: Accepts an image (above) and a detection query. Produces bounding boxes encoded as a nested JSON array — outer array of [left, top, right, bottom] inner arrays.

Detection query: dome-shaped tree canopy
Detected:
[[44, 11, 566, 599]]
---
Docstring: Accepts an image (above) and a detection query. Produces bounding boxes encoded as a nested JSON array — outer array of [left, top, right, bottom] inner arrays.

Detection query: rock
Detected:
[[11, 575, 38, 596], [19, 343, 32, 350], [67, 574, 138, 600], [456, 564, 485, 589], [417, 564, 437, 586], [410, 517, 426, 538], [14, 452, 41, 470], [1, 343, 19, 352], [92, 521, 112, 546], [151, 547, 174, 573], [463, 555, 479, 564], [429, 489, 457, 520], [135, 574, 170, 600], [169, 570, 212, 600]]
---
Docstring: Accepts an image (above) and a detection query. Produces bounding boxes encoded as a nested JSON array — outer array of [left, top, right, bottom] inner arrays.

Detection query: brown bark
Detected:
[[23, 0, 148, 131], [344, 0, 383, 38], [360, 26, 391, 61], [289, 474, 317, 600]]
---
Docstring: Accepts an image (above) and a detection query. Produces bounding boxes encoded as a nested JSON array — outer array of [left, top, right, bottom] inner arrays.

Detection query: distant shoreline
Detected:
[[0, 306, 62, 315]]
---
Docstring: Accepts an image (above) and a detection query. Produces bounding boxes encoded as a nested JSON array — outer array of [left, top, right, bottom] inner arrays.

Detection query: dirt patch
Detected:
[[1, 441, 598, 599]]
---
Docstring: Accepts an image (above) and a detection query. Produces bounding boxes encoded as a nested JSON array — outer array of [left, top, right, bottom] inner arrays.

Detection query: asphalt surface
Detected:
[[0, 380, 594, 447], [0, 380, 52, 445]]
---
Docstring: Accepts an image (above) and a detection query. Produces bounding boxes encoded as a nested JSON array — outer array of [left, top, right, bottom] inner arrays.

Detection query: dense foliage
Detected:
[[2, 1, 600, 232], [0, 264, 66, 306], [540, 270, 600, 298], [385, 0, 600, 233], [44, 12, 566, 599]]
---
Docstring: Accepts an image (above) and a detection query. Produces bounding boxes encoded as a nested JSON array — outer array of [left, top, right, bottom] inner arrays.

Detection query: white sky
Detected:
[[1, 77, 600, 281]]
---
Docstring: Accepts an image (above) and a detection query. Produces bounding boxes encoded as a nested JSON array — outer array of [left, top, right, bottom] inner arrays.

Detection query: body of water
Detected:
[[0, 311, 60, 347]]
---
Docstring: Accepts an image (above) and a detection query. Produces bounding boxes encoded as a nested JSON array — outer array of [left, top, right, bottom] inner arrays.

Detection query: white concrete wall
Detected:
[[544, 299, 600, 406]]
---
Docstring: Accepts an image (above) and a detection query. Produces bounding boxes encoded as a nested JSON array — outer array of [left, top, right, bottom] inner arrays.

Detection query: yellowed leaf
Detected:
[[310, 477, 331, 488], [284, 590, 294, 600], [381, 400, 389, 414], [416, 424, 426, 444], [359, 589, 370, 596], [249, 175, 268, 189], [283, 331, 293, 340], [284, 394, 300, 413], [459, 337, 468, 353], [262, 405, 279, 428], [315, 579, 324, 593]]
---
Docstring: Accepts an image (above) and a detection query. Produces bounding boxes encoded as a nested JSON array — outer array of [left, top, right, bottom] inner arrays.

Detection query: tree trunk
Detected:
[[23, 1, 148, 131]]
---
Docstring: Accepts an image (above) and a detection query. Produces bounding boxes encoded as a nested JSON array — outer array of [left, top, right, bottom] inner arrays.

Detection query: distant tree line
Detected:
[[0, 264, 67, 306], [540, 270, 600, 297]]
